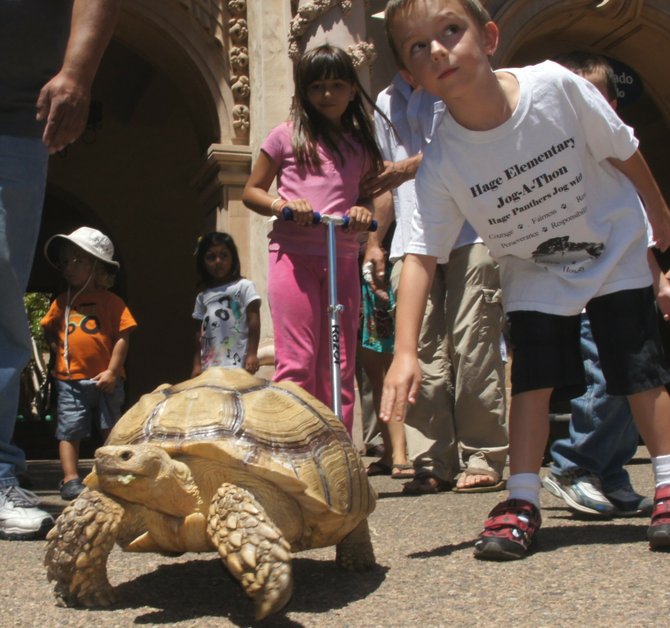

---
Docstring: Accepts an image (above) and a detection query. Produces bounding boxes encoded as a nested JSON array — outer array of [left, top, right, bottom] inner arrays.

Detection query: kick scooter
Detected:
[[282, 207, 377, 420]]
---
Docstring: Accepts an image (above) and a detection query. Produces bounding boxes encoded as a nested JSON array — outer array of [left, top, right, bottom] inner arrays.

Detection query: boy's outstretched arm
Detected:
[[380, 253, 436, 423], [609, 150, 670, 251]]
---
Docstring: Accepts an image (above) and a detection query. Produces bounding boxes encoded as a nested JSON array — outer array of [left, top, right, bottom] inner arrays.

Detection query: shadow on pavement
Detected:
[[81, 556, 387, 626], [408, 538, 477, 559], [538, 521, 649, 551]]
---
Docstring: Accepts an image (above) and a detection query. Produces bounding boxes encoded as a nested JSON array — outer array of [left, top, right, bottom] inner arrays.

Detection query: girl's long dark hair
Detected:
[[291, 44, 385, 177], [194, 231, 241, 288]]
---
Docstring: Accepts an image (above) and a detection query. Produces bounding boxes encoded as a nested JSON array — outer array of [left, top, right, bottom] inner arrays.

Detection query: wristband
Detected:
[[270, 198, 285, 214]]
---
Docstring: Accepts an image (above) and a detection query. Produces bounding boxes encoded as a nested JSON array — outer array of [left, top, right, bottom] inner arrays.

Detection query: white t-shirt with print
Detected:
[[408, 60, 651, 316], [193, 278, 261, 369]]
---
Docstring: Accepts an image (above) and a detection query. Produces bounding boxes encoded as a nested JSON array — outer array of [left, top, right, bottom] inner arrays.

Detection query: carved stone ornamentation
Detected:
[[224, 0, 250, 140], [228, 17, 248, 42], [227, 0, 246, 16], [230, 46, 249, 71], [232, 104, 250, 133], [231, 75, 250, 100], [288, 0, 346, 60], [347, 41, 376, 68], [288, 0, 371, 62]]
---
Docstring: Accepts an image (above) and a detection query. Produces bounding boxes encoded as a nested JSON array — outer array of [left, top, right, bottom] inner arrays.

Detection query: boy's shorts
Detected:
[[508, 286, 670, 400], [55, 378, 125, 441]]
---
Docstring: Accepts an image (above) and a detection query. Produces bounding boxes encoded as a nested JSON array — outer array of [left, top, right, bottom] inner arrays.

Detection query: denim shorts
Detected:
[[55, 379, 125, 441], [508, 286, 670, 400]]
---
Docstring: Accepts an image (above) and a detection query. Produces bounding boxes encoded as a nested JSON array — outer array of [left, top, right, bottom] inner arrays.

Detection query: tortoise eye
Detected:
[[120, 450, 133, 461]]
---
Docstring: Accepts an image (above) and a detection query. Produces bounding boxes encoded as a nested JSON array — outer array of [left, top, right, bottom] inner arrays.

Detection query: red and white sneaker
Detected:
[[647, 484, 670, 550], [474, 498, 541, 560]]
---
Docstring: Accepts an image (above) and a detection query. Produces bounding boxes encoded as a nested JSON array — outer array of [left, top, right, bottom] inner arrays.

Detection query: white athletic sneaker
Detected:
[[542, 472, 615, 517], [0, 486, 54, 540]]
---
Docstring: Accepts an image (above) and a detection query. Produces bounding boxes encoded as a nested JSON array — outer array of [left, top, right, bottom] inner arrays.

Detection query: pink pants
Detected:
[[268, 249, 360, 434]]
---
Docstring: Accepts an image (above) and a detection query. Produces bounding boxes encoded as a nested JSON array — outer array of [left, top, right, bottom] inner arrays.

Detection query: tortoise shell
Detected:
[[103, 367, 375, 547]]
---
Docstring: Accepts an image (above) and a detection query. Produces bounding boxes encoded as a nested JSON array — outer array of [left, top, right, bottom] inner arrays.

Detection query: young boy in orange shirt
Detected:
[[41, 227, 136, 501]]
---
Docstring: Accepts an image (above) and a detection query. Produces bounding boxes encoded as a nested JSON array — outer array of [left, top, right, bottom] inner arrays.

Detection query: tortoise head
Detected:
[[94, 443, 203, 516]]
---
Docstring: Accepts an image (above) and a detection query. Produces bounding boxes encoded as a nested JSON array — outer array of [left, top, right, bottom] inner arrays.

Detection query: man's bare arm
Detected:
[[36, 0, 121, 153]]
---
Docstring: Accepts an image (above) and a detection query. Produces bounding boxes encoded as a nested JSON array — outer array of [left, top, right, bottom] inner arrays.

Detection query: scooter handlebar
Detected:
[[282, 206, 378, 231]]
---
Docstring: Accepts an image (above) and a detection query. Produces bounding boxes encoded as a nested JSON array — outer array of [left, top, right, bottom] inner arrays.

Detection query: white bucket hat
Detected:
[[44, 226, 120, 269]]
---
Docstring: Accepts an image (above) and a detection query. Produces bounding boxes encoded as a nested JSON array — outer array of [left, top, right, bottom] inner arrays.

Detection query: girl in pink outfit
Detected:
[[242, 44, 384, 433]]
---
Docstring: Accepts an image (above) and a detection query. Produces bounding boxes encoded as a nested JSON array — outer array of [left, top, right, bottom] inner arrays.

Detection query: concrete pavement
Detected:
[[2, 450, 669, 627]]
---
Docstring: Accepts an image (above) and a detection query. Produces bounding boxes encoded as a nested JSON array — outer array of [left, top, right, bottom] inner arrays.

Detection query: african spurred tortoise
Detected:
[[44, 368, 376, 619]]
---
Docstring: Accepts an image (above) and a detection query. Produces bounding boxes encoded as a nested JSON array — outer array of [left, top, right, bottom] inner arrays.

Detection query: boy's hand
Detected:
[[346, 205, 373, 232], [244, 353, 259, 374], [92, 369, 117, 392], [379, 353, 422, 423]]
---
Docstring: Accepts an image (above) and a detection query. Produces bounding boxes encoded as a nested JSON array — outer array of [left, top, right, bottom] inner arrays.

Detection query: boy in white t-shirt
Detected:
[[380, 0, 670, 560]]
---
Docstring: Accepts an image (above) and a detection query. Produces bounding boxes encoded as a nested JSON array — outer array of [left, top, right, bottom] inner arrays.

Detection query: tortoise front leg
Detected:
[[336, 518, 376, 571], [207, 483, 293, 620], [45, 489, 124, 607]]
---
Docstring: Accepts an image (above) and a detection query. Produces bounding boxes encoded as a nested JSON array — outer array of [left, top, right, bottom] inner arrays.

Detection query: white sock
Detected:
[[652, 453, 670, 489], [506, 473, 542, 508]]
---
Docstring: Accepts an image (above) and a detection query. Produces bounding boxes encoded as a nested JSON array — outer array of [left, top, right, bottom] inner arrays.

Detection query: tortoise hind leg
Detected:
[[336, 518, 376, 571], [207, 483, 293, 620], [45, 489, 124, 607]]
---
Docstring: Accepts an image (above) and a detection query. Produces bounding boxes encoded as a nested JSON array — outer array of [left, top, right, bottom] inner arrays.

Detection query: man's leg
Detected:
[[0, 135, 53, 539], [0, 136, 48, 485], [391, 261, 457, 491], [546, 315, 643, 516], [445, 244, 508, 490]]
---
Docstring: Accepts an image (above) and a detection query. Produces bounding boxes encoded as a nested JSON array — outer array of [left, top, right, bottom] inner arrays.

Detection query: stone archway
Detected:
[[490, 0, 670, 196]]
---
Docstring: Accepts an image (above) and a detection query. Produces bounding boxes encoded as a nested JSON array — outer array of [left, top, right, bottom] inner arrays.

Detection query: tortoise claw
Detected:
[[45, 489, 123, 608], [208, 483, 294, 620]]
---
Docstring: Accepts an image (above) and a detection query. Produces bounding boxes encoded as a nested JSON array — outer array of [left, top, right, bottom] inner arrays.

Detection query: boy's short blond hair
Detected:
[[385, 0, 492, 68]]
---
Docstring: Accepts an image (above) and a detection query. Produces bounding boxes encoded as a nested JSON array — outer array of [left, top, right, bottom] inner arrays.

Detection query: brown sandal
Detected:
[[366, 460, 392, 476], [401, 473, 451, 495]]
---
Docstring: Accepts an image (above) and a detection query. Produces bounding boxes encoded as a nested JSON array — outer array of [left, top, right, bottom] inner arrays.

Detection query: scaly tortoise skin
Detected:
[[44, 368, 376, 619]]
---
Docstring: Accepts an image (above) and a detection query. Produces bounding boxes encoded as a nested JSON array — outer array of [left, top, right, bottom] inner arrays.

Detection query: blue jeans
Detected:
[[549, 315, 639, 493], [0, 136, 49, 488]]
